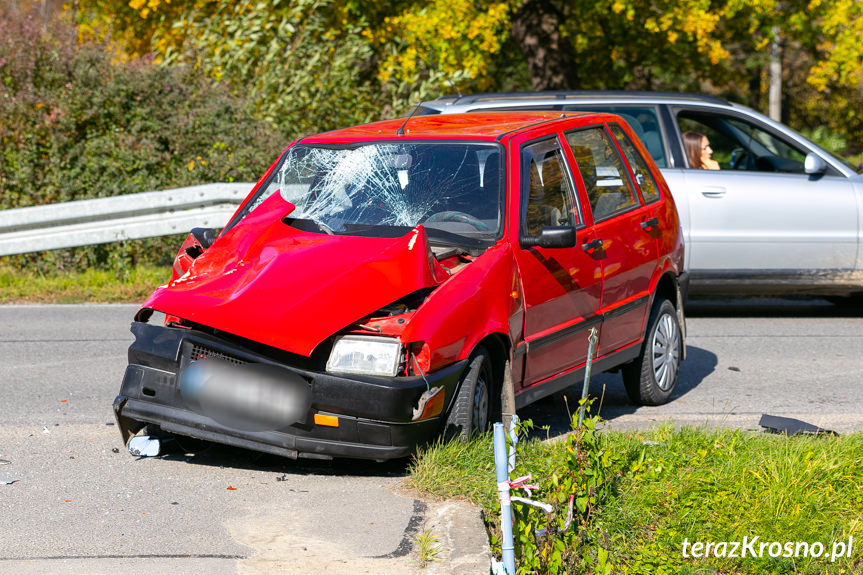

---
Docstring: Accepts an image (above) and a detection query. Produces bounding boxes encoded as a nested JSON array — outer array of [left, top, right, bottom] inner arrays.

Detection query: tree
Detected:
[[510, 0, 578, 90], [67, 0, 863, 159]]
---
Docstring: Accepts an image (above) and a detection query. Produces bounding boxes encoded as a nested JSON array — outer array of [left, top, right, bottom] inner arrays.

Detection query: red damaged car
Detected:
[[114, 112, 686, 461]]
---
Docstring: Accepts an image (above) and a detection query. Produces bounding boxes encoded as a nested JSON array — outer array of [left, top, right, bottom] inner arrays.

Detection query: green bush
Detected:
[[0, 6, 278, 273]]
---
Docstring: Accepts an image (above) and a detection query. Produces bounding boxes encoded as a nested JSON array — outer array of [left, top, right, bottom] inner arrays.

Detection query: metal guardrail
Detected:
[[0, 183, 255, 256]]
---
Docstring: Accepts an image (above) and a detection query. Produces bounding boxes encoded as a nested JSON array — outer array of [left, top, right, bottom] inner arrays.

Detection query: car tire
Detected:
[[445, 346, 494, 442], [622, 298, 681, 406]]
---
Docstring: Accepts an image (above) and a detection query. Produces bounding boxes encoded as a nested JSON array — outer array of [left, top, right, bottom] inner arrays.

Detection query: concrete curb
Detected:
[[423, 499, 491, 575]]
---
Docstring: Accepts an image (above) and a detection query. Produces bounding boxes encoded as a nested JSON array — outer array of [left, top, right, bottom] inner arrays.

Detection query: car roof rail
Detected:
[[429, 90, 730, 106]]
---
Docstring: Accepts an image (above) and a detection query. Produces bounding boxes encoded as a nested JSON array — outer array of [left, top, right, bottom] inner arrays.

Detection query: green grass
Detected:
[[414, 521, 442, 568], [408, 424, 863, 574], [0, 264, 172, 303]]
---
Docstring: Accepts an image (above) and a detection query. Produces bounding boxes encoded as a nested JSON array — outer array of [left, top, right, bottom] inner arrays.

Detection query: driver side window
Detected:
[[520, 139, 580, 238], [677, 111, 807, 173]]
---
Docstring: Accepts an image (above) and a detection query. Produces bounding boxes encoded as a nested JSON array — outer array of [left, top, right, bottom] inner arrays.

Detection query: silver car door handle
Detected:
[[701, 186, 726, 198]]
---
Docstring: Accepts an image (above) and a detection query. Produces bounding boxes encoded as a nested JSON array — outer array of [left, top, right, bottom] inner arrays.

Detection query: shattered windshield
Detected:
[[240, 142, 504, 244]]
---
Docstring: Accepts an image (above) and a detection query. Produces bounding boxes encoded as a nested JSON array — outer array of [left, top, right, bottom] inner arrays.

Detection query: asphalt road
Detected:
[[523, 296, 863, 437], [1, 299, 862, 573], [0, 305, 440, 575]]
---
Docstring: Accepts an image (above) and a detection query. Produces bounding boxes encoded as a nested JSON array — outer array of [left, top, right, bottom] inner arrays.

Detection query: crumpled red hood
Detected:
[[142, 194, 450, 356]]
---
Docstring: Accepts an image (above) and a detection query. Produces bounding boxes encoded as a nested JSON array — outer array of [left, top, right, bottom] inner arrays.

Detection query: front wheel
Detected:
[[445, 346, 496, 442], [622, 298, 681, 405]]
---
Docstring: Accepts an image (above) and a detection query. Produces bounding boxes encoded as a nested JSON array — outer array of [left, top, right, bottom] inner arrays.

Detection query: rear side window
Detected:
[[563, 106, 667, 167], [608, 123, 661, 204], [520, 139, 580, 238], [565, 127, 639, 221]]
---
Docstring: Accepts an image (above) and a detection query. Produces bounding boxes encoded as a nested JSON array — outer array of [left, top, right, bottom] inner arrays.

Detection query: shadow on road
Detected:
[[153, 441, 412, 477], [516, 344, 718, 441]]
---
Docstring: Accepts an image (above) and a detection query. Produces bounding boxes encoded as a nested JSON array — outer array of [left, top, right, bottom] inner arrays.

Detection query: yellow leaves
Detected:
[[129, 0, 168, 19], [375, 0, 511, 86], [611, 0, 636, 20], [187, 155, 207, 171], [640, 0, 730, 63], [705, 42, 729, 65], [805, 0, 863, 90]]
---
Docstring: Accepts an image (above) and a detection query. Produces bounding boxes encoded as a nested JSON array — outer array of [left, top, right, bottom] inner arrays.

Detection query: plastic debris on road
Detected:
[[0, 477, 16, 485], [128, 436, 161, 457], [760, 414, 837, 436], [0, 459, 10, 465]]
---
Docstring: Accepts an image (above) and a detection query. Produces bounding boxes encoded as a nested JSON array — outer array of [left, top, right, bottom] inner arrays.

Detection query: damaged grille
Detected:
[[189, 344, 247, 366]]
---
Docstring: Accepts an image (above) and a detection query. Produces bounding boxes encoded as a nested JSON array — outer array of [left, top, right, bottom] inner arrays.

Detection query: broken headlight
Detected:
[[326, 335, 402, 377]]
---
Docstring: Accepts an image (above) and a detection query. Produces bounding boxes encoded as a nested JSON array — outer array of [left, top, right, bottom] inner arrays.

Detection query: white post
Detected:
[[494, 423, 516, 575]]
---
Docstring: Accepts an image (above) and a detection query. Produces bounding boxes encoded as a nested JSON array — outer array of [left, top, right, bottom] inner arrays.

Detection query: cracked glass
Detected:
[[237, 142, 504, 246]]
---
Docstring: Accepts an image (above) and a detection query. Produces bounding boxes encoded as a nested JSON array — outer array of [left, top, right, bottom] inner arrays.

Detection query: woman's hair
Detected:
[[682, 130, 706, 169]]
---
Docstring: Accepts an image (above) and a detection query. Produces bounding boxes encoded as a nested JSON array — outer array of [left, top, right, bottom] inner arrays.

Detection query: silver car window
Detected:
[[677, 111, 808, 173]]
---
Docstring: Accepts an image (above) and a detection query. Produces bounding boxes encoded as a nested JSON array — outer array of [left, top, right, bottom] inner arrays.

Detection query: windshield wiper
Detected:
[[423, 228, 490, 256]]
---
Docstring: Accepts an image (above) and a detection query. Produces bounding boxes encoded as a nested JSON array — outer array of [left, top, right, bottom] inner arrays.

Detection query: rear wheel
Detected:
[[445, 346, 496, 442], [622, 298, 681, 405]]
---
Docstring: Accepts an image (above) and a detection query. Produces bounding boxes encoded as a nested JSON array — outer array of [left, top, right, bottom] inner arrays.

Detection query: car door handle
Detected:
[[701, 186, 726, 198], [640, 217, 659, 232], [582, 238, 603, 253]]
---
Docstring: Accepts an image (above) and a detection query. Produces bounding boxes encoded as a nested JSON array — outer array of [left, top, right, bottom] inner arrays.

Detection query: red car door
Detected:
[[563, 126, 657, 356], [512, 136, 604, 388]]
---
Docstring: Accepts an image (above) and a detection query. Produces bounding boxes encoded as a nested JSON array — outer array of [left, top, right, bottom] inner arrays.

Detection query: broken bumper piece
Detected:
[[113, 321, 466, 461]]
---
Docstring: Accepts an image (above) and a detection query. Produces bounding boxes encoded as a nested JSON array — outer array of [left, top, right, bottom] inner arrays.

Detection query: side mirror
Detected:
[[804, 153, 827, 175], [521, 226, 576, 249], [190, 227, 218, 250], [172, 227, 218, 280]]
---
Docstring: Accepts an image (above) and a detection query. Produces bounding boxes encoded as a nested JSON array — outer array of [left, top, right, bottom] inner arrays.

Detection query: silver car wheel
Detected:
[[473, 369, 490, 432], [651, 311, 680, 392]]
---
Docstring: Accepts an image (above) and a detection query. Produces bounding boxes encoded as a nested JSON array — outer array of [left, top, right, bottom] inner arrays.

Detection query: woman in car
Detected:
[[683, 130, 720, 170]]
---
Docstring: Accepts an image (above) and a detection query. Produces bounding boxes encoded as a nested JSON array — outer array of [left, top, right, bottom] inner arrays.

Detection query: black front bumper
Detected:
[[113, 321, 466, 461]]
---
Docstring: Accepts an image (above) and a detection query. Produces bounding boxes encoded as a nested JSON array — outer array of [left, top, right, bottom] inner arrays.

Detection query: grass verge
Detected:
[[408, 420, 863, 574], [0, 264, 172, 303]]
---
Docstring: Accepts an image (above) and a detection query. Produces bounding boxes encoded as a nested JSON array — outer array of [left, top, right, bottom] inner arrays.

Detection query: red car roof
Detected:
[[302, 111, 598, 143]]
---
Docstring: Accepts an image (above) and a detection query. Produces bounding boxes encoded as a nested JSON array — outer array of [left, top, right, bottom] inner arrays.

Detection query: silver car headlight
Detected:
[[326, 335, 402, 377]]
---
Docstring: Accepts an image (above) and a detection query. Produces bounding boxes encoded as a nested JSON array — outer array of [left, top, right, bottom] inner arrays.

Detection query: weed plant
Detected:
[[408, 415, 863, 574]]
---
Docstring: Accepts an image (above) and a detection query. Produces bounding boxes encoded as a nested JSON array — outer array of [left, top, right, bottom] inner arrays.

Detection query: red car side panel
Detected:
[[400, 243, 523, 371], [592, 204, 658, 355]]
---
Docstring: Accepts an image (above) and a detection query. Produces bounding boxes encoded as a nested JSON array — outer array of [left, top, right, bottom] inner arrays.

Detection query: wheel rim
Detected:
[[473, 366, 490, 431], [651, 312, 680, 391]]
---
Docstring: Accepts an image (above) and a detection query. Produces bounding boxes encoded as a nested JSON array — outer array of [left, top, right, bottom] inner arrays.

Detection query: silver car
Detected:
[[419, 92, 863, 299]]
